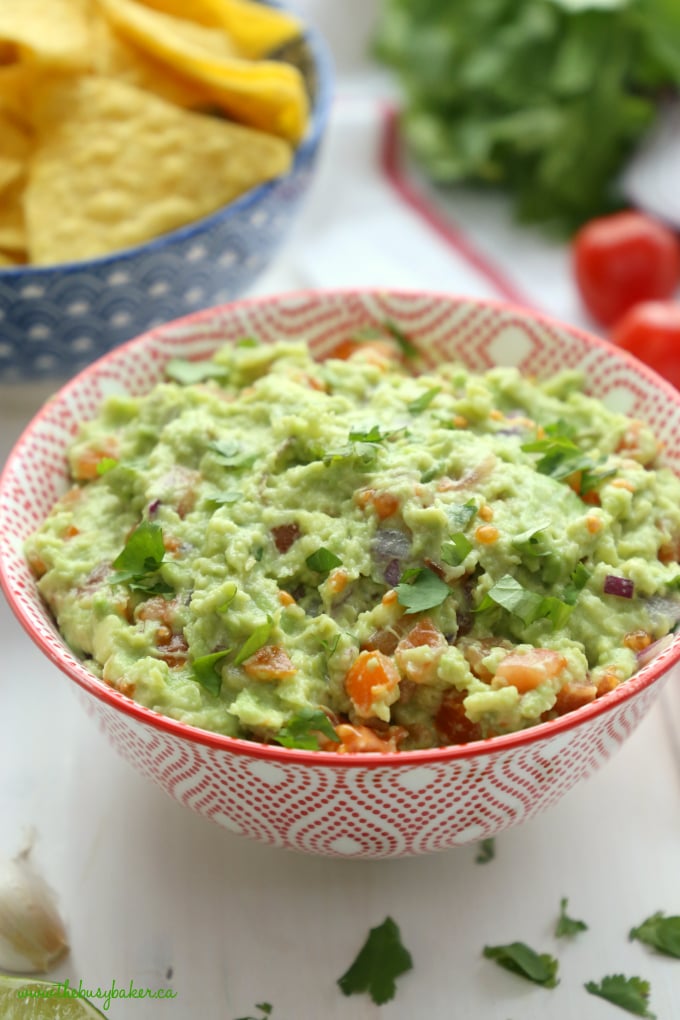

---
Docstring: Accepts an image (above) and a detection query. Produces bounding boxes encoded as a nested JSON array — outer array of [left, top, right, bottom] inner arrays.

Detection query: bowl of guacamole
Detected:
[[2, 289, 680, 857]]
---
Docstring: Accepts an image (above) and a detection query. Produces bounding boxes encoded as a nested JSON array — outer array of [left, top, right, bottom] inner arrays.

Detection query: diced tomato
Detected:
[[435, 692, 481, 745], [243, 645, 296, 681], [332, 723, 404, 753], [494, 648, 567, 693], [553, 681, 597, 715], [345, 649, 400, 716]]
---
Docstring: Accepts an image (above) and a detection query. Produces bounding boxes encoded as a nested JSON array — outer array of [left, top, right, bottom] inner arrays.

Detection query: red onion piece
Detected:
[[604, 575, 634, 598], [636, 632, 676, 666], [384, 558, 401, 587]]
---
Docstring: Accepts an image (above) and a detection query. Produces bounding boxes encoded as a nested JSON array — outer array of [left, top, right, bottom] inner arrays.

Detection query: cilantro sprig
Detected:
[[476, 574, 572, 630], [629, 912, 680, 959], [109, 521, 173, 594], [337, 916, 413, 1005], [521, 426, 614, 494], [192, 650, 230, 697], [483, 941, 559, 988], [306, 547, 343, 574], [275, 708, 338, 750], [555, 898, 588, 938], [585, 974, 656, 1018], [396, 567, 450, 614]]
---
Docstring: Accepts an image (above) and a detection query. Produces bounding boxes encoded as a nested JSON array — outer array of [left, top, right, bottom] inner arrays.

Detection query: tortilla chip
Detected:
[[0, 0, 93, 70], [97, 0, 309, 142], [0, 113, 31, 195], [135, 0, 304, 59], [0, 63, 38, 127], [0, 177, 27, 253], [25, 75, 293, 265]]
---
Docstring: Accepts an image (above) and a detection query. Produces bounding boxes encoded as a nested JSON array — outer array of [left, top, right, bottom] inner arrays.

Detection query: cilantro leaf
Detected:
[[109, 520, 169, 591], [233, 1003, 272, 1020], [563, 562, 591, 605], [408, 386, 441, 413], [192, 650, 230, 696], [384, 319, 419, 358], [209, 440, 258, 470], [483, 942, 559, 988], [275, 708, 338, 750], [447, 499, 477, 531], [233, 618, 273, 666], [306, 547, 343, 574], [476, 574, 571, 629], [96, 456, 118, 476], [475, 838, 496, 864], [585, 975, 656, 1018], [337, 916, 413, 1005], [165, 358, 230, 385], [396, 567, 450, 614], [555, 897, 588, 937], [629, 912, 680, 958], [348, 424, 386, 443], [441, 533, 473, 566]]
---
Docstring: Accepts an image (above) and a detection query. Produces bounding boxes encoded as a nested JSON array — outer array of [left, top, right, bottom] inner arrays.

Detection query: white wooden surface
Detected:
[[1, 3, 679, 1017]]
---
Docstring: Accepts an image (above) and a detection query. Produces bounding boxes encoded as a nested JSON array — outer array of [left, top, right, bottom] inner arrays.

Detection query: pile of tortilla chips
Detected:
[[0, 0, 310, 266]]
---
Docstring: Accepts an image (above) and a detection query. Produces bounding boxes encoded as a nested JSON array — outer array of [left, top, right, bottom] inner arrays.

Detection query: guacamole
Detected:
[[25, 331, 680, 752]]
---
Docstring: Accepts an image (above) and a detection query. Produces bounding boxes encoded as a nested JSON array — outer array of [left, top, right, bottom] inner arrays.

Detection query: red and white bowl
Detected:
[[2, 289, 680, 858]]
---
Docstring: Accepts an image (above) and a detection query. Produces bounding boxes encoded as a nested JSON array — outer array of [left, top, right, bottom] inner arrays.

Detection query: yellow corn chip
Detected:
[[0, 0, 93, 70], [0, 113, 30, 195], [25, 75, 293, 265], [97, 0, 309, 142], [0, 177, 27, 254], [0, 63, 38, 127], [135, 0, 304, 58]]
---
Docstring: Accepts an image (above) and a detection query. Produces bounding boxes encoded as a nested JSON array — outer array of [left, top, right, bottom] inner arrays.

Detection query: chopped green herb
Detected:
[[233, 618, 273, 666], [483, 942, 559, 988], [396, 567, 450, 614], [476, 574, 571, 629], [306, 547, 343, 574], [408, 386, 441, 413], [204, 492, 242, 510], [348, 424, 386, 443], [555, 898, 588, 938], [109, 520, 168, 590], [192, 650, 230, 696], [629, 912, 680, 959], [585, 975, 656, 1018], [563, 562, 591, 605], [233, 1003, 273, 1020], [217, 582, 238, 614], [209, 440, 258, 470], [384, 319, 419, 358], [521, 433, 613, 493], [420, 462, 443, 483], [323, 442, 380, 472], [235, 336, 261, 348], [275, 708, 338, 750], [441, 533, 473, 566], [475, 838, 495, 864], [321, 633, 341, 660], [95, 456, 118, 475], [165, 358, 230, 385], [447, 500, 477, 531], [337, 916, 413, 1005], [512, 522, 551, 558]]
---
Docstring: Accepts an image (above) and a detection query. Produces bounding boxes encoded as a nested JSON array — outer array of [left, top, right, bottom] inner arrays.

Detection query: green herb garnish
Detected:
[[441, 533, 473, 566], [233, 618, 273, 666], [476, 574, 571, 629], [208, 440, 258, 470], [337, 916, 413, 1005], [585, 975, 656, 1018], [555, 898, 588, 938], [407, 386, 441, 413], [192, 650, 230, 696], [475, 838, 496, 864], [629, 912, 680, 959], [483, 942, 559, 988], [275, 708, 338, 750], [348, 424, 387, 443], [306, 548, 343, 574], [396, 567, 450, 614], [447, 499, 477, 531], [95, 457, 118, 475], [165, 358, 230, 385], [234, 1003, 273, 1020], [109, 520, 171, 593], [384, 319, 419, 358]]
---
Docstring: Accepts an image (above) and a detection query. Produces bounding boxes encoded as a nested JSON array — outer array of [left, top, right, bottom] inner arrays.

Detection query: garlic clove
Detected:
[[0, 850, 69, 973]]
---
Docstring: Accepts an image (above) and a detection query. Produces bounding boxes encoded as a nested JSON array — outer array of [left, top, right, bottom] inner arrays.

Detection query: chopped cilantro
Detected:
[[420, 462, 443, 483], [441, 533, 473, 566], [337, 916, 413, 1005], [165, 358, 229, 385], [475, 838, 496, 864], [447, 499, 477, 531], [396, 567, 450, 614], [407, 386, 441, 413], [234, 1003, 272, 1020], [233, 618, 273, 666], [204, 491, 242, 510], [209, 440, 258, 470], [629, 912, 680, 959], [476, 574, 571, 629], [306, 547, 343, 574], [563, 562, 591, 605], [95, 456, 118, 475], [384, 319, 419, 358], [585, 975, 656, 1018], [192, 650, 230, 696], [275, 708, 338, 750], [323, 442, 380, 472], [555, 898, 588, 938], [521, 432, 614, 493], [348, 424, 386, 443], [483, 942, 559, 988], [235, 336, 261, 348], [109, 520, 172, 593]]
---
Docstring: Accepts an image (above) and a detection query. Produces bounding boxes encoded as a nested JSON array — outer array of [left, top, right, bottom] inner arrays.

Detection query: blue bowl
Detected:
[[0, 14, 333, 383]]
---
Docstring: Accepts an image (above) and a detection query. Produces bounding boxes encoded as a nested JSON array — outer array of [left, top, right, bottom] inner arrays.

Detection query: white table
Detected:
[[1, 3, 679, 1017]]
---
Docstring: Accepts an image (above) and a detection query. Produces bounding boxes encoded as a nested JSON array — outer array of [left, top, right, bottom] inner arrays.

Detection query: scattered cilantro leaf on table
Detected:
[[585, 974, 656, 1018], [629, 911, 680, 958], [483, 941, 559, 987], [555, 897, 588, 937], [475, 838, 496, 864], [233, 1003, 273, 1020], [337, 916, 413, 1005]]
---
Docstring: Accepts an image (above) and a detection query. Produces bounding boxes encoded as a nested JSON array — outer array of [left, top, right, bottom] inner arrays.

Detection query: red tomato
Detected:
[[573, 211, 680, 327], [611, 301, 680, 389]]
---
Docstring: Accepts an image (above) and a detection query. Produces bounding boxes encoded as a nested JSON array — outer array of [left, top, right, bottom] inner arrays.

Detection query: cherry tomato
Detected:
[[611, 301, 680, 389], [573, 211, 680, 327]]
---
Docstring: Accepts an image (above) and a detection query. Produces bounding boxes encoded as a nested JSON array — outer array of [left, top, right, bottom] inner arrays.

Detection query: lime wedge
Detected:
[[0, 975, 106, 1018]]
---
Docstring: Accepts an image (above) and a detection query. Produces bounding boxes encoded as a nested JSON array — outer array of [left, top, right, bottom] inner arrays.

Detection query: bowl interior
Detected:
[[2, 288, 680, 760]]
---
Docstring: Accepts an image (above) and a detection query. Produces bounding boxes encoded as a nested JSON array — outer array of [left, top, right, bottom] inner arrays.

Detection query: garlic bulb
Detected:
[[0, 849, 69, 973]]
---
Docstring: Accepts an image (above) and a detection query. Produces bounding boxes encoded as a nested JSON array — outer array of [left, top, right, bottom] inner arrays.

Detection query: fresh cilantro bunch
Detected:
[[374, 0, 680, 233]]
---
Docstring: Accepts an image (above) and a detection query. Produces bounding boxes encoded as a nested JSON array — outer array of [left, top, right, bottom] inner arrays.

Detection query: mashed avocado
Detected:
[[25, 331, 680, 751]]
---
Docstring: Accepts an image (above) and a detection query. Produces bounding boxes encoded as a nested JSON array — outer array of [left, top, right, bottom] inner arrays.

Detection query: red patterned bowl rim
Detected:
[[2, 286, 680, 768]]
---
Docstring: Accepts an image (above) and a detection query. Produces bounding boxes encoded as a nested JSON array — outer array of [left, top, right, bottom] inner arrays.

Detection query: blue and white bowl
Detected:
[[0, 15, 333, 383]]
